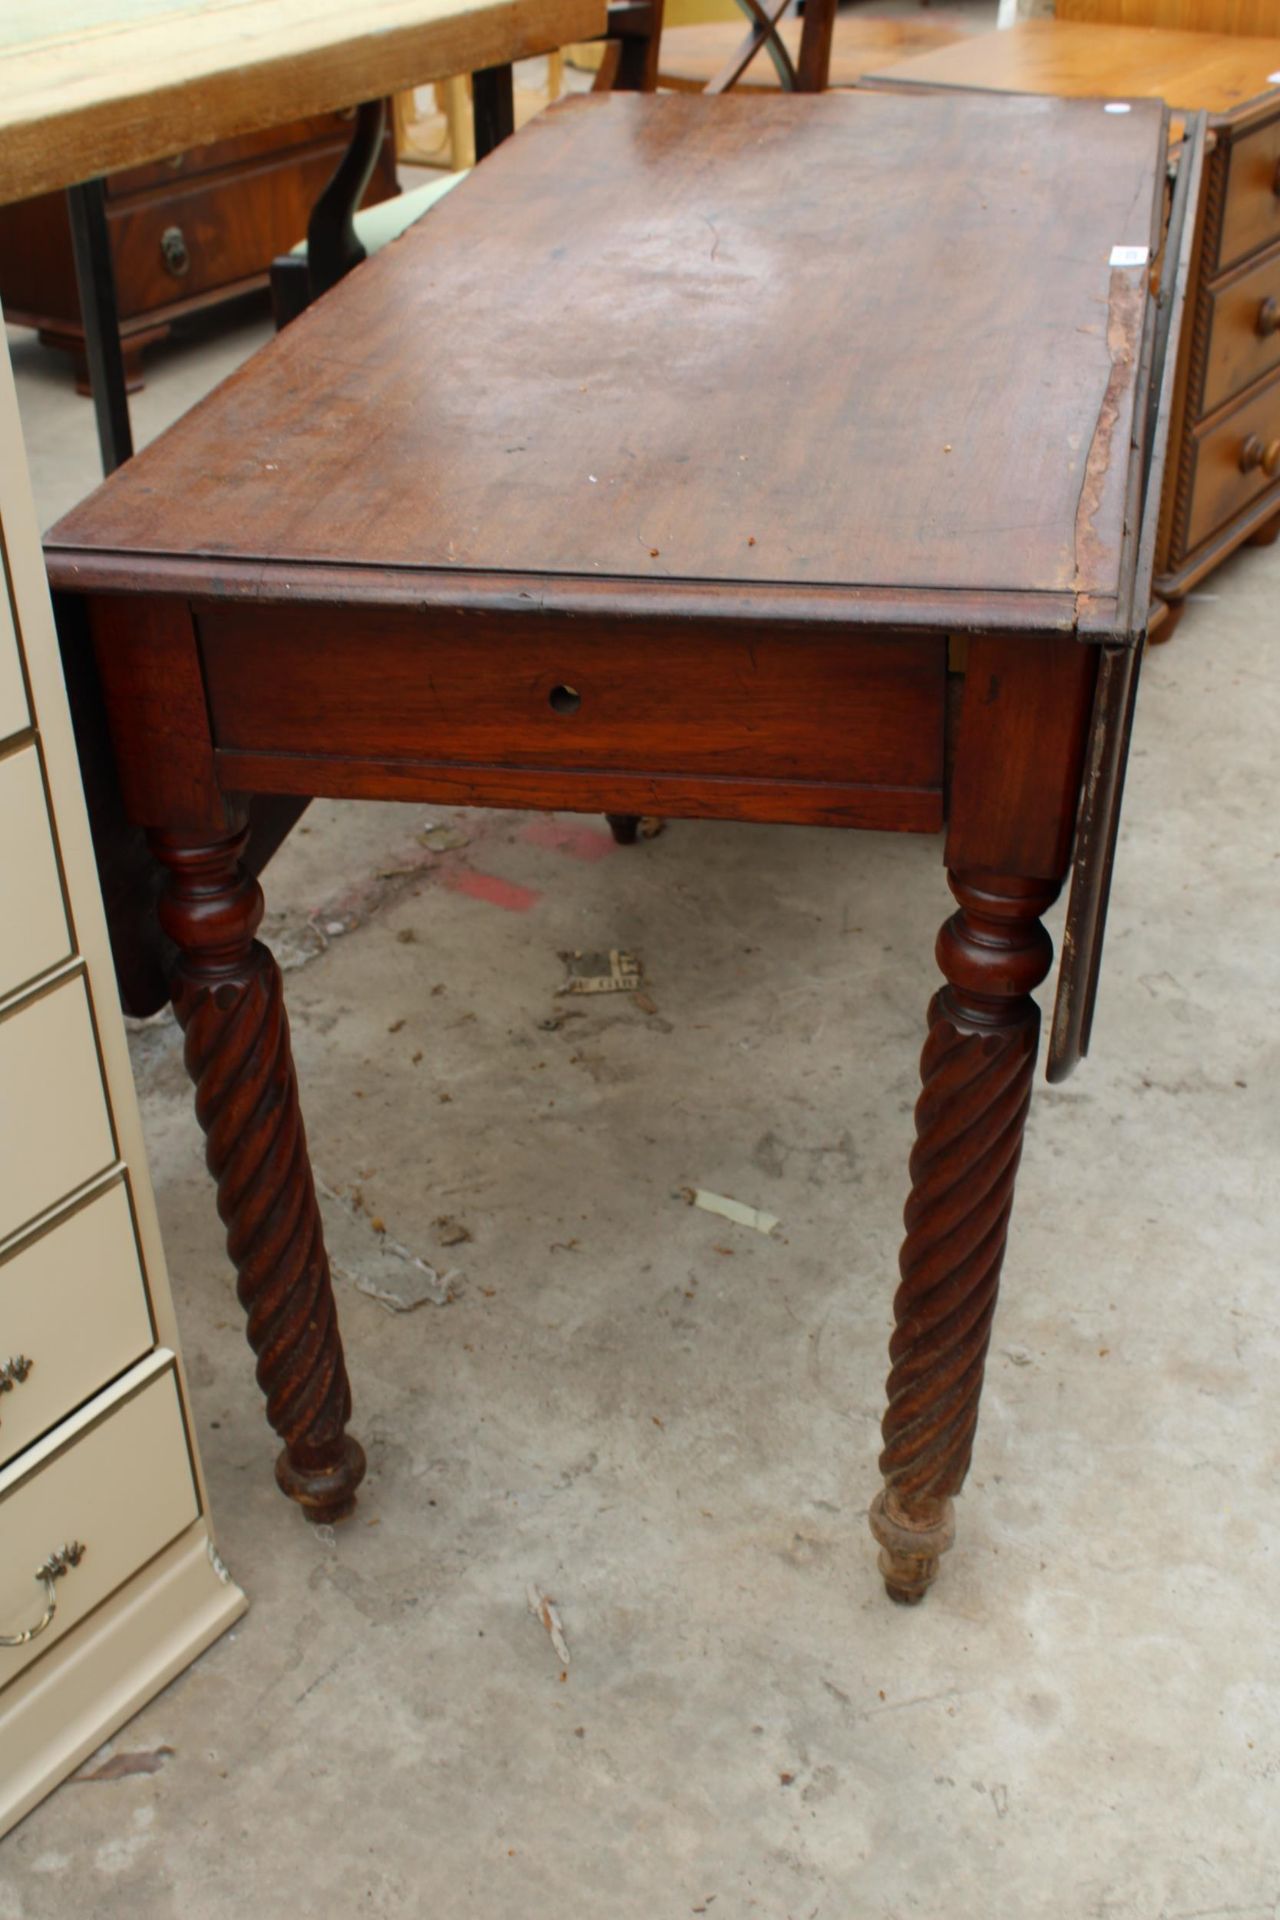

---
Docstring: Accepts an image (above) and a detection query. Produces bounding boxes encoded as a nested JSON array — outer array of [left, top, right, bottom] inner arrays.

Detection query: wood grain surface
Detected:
[[865, 19, 1280, 117], [1057, 0, 1280, 33], [657, 12, 975, 93], [0, 0, 605, 204], [48, 90, 1167, 628]]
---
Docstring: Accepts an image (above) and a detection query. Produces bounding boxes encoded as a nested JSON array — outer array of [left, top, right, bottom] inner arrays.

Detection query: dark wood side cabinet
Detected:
[[864, 22, 1280, 619], [0, 110, 399, 392]]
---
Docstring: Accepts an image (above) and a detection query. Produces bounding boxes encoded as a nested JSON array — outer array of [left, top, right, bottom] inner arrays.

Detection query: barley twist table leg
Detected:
[[151, 826, 365, 1522], [870, 868, 1058, 1602]]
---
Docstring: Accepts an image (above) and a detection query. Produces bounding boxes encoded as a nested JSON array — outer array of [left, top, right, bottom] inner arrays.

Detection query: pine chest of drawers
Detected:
[[0, 109, 398, 392]]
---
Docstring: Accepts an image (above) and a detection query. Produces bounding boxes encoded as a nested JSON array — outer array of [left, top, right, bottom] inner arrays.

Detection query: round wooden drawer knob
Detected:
[[1239, 434, 1280, 477], [1259, 297, 1280, 339]]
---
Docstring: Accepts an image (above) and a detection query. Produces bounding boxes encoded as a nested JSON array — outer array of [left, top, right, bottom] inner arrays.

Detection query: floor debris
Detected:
[[418, 822, 470, 853], [434, 1215, 472, 1247], [679, 1187, 780, 1237], [526, 1585, 571, 1668], [318, 1181, 463, 1311], [558, 949, 643, 995], [72, 1747, 175, 1783]]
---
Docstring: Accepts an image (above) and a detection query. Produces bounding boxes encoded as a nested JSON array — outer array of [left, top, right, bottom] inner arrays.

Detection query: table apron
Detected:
[[196, 602, 947, 832]]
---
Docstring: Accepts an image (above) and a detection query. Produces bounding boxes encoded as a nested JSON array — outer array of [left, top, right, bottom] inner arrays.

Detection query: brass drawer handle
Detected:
[[160, 225, 191, 277], [1259, 297, 1280, 339], [1239, 433, 1280, 477], [0, 1542, 86, 1649], [0, 1354, 33, 1420]]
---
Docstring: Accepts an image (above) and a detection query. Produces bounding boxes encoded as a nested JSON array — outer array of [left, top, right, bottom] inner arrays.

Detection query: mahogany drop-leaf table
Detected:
[[46, 90, 1198, 1602]]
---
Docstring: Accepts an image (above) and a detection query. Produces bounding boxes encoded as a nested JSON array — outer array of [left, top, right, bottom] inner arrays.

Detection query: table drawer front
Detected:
[[1219, 116, 1280, 275], [0, 744, 71, 1003], [1200, 240, 1280, 417], [1185, 374, 1280, 554], [0, 1183, 154, 1471], [199, 604, 946, 795], [0, 1364, 198, 1688], [0, 977, 116, 1248], [105, 110, 364, 198], [107, 145, 393, 314]]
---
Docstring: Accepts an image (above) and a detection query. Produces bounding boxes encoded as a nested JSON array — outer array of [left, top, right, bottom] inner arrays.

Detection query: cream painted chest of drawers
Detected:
[[0, 325, 245, 1838]]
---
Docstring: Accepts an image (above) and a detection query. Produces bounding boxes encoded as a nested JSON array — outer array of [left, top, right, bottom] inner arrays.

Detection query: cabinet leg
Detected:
[[1248, 510, 1280, 549], [1148, 596, 1185, 645], [605, 813, 641, 845], [869, 868, 1058, 1603], [150, 825, 365, 1522]]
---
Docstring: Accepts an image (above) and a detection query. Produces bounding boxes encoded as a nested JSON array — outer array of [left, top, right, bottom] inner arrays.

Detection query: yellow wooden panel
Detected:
[[0, 1182, 154, 1469], [0, 1360, 198, 1688], [0, 977, 115, 1246], [0, 744, 71, 1003]]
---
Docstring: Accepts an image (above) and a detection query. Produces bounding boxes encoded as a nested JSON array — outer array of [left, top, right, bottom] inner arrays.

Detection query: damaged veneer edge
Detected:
[[1048, 109, 1207, 1083]]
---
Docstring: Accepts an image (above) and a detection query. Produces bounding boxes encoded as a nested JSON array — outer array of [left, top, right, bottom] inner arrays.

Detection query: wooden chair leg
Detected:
[[443, 75, 476, 170], [869, 868, 1058, 1602], [150, 824, 365, 1523]]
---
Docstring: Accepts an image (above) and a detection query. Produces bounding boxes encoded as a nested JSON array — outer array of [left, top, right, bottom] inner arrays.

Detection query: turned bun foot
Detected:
[[276, 1436, 367, 1524], [869, 1489, 956, 1604], [1147, 596, 1185, 644]]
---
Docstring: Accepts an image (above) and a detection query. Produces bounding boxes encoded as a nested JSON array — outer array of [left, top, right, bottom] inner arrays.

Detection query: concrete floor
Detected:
[[3, 114, 1280, 1920]]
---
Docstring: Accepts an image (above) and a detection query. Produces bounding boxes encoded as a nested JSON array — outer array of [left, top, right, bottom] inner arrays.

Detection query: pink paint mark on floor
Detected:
[[519, 819, 617, 863], [441, 867, 541, 913]]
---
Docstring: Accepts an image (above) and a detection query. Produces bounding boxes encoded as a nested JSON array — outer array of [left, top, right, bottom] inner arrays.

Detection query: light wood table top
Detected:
[[864, 18, 1280, 117], [0, 0, 606, 205]]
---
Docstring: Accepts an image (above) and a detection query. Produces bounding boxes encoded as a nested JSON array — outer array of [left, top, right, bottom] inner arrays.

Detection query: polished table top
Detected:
[[50, 90, 1166, 640], [0, 0, 605, 204]]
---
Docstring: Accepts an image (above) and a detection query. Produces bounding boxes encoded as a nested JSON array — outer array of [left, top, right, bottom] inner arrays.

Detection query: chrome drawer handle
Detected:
[[1259, 297, 1280, 339], [0, 1542, 86, 1648], [1240, 434, 1280, 478]]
